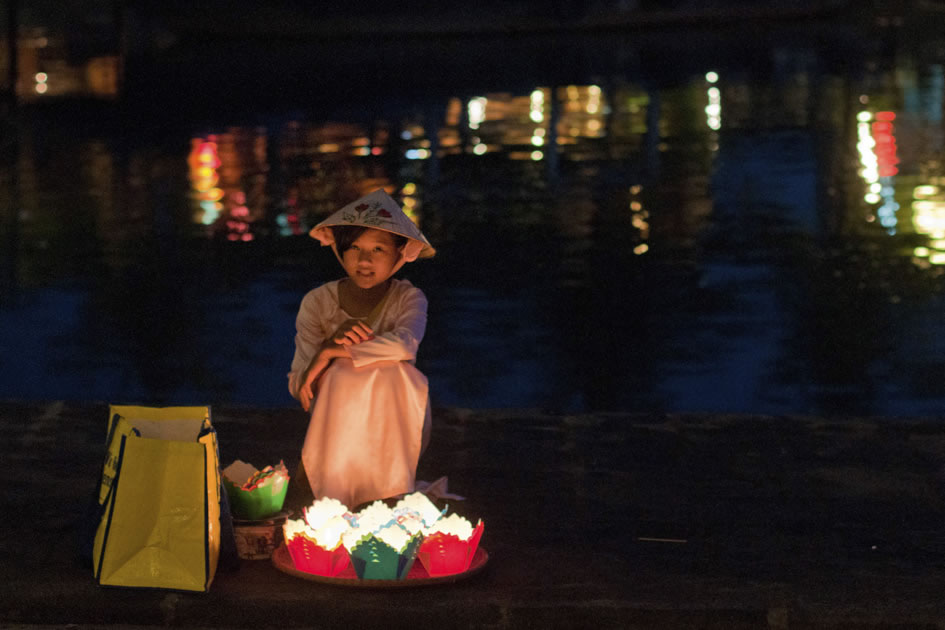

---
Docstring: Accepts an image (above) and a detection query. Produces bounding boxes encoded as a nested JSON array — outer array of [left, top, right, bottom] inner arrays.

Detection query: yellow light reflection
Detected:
[[402, 182, 417, 195], [586, 85, 601, 114], [634, 244, 649, 255], [468, 97, 487, 130], [915, 247, 931, 257]]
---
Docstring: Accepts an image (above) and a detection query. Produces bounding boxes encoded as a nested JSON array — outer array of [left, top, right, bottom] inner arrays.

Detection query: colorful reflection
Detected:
[[187, 129, 268, 240], [857, 110, 900, 234], [187, 138, 223, 226], [188, 82, 652, 238]]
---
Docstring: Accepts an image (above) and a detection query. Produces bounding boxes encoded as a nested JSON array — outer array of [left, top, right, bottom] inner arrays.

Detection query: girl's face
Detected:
[[341, 228, 403, 289]]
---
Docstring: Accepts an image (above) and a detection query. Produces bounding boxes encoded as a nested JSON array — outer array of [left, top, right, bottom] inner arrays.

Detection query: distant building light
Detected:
[[705, 71, 719, 83], [473, 143, 487, 155], [35, 72, 48, 83], [35, 83, 48, 94], [530, 150, 543, 161]]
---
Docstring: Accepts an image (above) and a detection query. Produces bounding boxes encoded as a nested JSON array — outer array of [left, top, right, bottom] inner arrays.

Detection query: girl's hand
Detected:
[[331, 319, 375, 346], [298, 355, 329, 412], [298, 345, 347, 412]]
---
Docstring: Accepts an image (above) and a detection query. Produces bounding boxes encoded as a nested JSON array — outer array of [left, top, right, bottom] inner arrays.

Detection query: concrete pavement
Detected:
[[2, 400, 945, 629]]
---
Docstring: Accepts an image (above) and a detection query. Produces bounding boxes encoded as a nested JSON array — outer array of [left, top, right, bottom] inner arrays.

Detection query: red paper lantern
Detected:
[[285, 534, 350, 577], [417, 520, 484, 577]]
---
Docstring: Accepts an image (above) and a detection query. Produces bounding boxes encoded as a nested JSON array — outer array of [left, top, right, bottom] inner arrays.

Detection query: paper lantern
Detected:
[[354, 500, 397, 533], [283, 514, 352, 577], [417, 514, 485, 577], [393, 491, 445, 528], [343, 522, 423, 580], [302, 496, 348, 527], [222, 459, 289, 520]]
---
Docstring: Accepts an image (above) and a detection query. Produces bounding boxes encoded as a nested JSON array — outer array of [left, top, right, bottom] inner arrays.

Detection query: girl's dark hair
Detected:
[[332, 225, 407, 253]]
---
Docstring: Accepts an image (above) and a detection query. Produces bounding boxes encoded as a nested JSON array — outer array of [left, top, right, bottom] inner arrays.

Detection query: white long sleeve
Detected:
[[287, 279, 428, 398], [347, 287, 427, 367]]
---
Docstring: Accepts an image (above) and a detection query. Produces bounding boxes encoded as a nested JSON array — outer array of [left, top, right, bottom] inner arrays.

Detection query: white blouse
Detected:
[[287, 278, 428, 399]]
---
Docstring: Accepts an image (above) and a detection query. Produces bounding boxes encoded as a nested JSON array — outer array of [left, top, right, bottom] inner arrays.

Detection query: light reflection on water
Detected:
[[3, 37, 945, 416]]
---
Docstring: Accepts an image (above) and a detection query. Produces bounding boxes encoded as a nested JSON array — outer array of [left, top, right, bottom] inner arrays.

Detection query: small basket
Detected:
[[232, 511, 290, 560]]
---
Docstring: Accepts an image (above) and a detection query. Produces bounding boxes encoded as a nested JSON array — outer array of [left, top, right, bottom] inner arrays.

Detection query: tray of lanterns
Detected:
[[271, 492, 487, 588]]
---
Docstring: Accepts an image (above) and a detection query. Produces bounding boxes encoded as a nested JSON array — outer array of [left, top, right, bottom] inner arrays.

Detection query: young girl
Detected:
[[287, 189, 435, 509]]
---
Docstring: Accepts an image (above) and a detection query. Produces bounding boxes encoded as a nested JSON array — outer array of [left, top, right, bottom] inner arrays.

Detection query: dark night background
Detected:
[[3, 0, 945, 416]]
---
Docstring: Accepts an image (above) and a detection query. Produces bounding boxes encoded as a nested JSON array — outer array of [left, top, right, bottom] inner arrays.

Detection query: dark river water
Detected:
[[3, 14, 945, 416]]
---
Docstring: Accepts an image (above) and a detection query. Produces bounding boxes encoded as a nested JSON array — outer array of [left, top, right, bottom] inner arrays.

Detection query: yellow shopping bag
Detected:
[[91, 405, 222, 591]]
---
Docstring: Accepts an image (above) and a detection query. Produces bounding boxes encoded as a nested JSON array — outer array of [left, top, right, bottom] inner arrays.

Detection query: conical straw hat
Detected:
[[309, 189, 435, 261]]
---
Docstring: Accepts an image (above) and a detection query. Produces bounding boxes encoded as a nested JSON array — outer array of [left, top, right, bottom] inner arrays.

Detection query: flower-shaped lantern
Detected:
[[283, 497, 353, 577], [223, 459, 290, 520], [417, 513, 485, 577], [342, 501, 423, 580]]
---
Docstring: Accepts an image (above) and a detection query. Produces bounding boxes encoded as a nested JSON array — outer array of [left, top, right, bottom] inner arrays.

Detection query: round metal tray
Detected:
[[271, 543, 489, 588]]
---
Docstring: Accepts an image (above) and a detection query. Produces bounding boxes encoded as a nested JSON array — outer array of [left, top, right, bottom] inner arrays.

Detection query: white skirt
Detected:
[[300, 358, 429, 508]]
